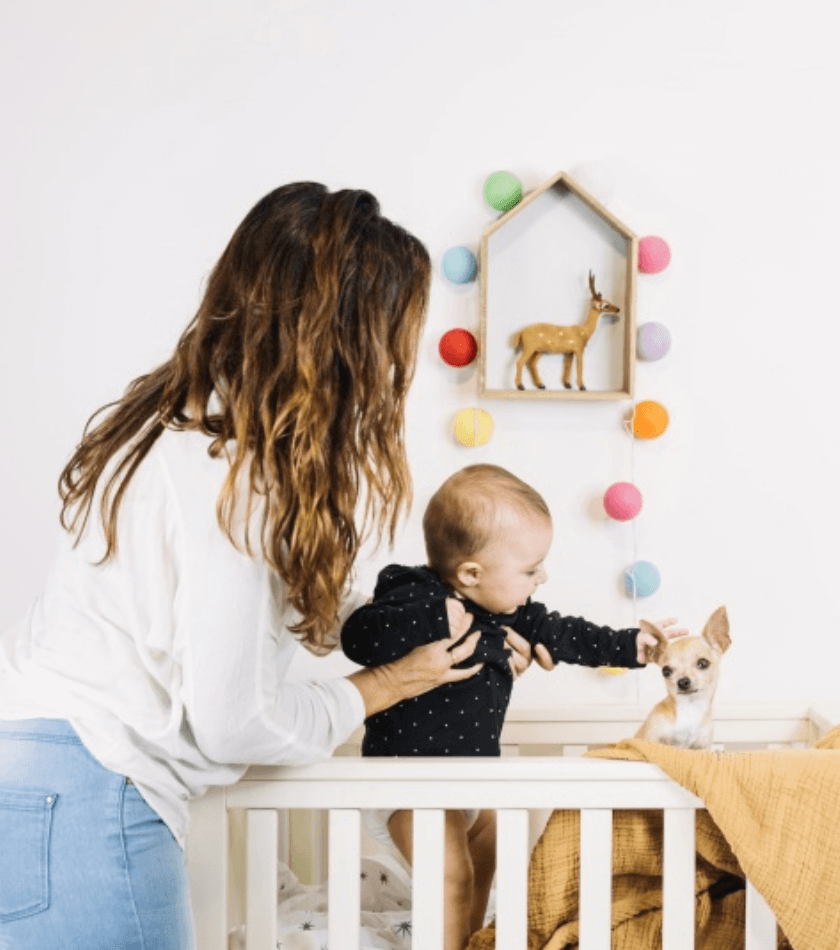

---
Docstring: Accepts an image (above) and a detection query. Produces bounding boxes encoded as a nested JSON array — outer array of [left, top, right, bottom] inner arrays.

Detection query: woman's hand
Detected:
[[347, 599, 483, 718], [504, 627, 556, 678]]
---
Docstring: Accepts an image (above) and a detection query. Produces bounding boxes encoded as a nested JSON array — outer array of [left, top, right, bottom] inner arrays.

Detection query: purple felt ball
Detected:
[[637, 322, 672, 361], [603, 482, 643, 521]]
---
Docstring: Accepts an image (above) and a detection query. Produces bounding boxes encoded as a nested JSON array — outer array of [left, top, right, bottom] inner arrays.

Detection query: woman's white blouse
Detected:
[[0, 428, 367, 848]]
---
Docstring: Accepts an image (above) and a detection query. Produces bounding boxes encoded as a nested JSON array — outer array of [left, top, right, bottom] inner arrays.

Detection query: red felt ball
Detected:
[[439, 329, 478, 367]]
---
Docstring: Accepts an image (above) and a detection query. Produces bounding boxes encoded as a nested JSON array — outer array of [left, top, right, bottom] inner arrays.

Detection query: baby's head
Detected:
[[423, 464, 553, 614]]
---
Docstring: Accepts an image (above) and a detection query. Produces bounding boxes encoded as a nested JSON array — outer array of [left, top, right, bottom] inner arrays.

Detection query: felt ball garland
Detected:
[[438, 169, 678, 680]]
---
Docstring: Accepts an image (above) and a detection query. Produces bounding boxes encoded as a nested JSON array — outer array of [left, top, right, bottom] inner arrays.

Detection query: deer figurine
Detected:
[[511, 272, 621, 391]]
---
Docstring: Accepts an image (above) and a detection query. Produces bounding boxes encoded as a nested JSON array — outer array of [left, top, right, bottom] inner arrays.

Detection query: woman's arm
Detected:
[[346, 626, 482, 717]]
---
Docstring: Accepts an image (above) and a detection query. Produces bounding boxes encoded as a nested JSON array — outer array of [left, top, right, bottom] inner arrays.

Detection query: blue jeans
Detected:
[[0, 719, 195, 950]]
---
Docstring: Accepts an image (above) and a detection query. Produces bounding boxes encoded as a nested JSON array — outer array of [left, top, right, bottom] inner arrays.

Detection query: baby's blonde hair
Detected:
[[423, 464, 551, 581]]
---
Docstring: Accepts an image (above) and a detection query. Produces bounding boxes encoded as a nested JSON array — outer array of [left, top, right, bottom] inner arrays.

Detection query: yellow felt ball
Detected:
[[454, 408, 493, 446], [632, 400, 669, 439], [601, 666, 628, 676]]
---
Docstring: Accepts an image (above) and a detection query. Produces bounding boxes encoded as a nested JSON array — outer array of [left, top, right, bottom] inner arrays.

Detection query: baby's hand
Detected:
[[636, 616, 688, 664], [445, 597, 473, 641]]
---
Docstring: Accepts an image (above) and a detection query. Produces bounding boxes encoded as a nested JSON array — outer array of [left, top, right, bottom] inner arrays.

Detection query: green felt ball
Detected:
[[483, 171, 522, 213]]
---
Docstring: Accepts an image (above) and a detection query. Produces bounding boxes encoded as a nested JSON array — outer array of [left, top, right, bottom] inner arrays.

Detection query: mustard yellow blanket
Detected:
[[468, 725, 840, 950]]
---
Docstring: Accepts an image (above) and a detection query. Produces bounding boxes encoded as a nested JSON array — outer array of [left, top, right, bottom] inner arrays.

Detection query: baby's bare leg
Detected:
[[387, 809, 475, 950], [466, 809, 496, 933]]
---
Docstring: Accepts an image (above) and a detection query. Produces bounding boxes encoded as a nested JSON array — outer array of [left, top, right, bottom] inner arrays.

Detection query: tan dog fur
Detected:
[[635, 606, 731, 749]]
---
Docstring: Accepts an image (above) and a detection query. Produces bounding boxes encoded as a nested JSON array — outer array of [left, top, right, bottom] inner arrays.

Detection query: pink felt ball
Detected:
[[603, 482, 643, 521], [638, 236, 671, 274], [439, 328, 478, 367]]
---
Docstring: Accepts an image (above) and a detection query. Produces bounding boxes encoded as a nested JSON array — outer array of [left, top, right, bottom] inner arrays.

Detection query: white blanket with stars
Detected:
[[229, 853, 417, 950]]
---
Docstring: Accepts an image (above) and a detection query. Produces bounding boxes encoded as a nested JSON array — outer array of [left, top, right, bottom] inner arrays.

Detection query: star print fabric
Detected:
[[228, 854, 414, 950], [341, 564, 641, 757]]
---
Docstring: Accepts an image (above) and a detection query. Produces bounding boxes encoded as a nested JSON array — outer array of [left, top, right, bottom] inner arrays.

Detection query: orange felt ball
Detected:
[[439, 329, 478, 367], [632, 400, 669, 439]]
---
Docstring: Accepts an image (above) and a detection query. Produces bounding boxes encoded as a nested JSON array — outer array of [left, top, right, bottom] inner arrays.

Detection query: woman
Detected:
[[0, 183, 533, 950]]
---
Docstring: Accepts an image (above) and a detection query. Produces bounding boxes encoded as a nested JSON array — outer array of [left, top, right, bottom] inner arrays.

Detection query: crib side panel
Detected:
[[193, 707, 833, 950]]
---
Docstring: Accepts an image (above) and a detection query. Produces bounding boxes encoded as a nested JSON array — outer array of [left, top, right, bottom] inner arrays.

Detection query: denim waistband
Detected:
[[0, 717, 81, 741]]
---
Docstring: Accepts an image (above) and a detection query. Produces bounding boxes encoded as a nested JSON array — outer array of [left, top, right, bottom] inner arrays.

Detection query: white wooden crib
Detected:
[[186, 703, 836, 950]]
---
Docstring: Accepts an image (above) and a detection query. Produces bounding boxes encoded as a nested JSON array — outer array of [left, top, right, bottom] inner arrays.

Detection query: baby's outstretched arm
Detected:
[[521, 607, 687, 669], [634, 616, 688, 663]]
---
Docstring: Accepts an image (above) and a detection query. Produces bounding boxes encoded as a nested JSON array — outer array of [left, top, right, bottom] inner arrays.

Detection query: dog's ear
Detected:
[[638, 619, 669, 664], [702, 606, 730, 654]]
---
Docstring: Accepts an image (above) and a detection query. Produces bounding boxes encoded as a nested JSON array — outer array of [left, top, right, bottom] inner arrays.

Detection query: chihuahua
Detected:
[[635, 606, 730, 749]]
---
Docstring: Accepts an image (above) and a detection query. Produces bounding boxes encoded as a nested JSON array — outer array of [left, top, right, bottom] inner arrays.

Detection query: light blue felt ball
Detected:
[[442, 246, 477, 284], [624, 560, 661, 598]]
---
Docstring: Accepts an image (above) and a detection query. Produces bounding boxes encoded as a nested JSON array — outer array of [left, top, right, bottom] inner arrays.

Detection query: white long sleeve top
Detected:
[[0, 428, 367, 848]]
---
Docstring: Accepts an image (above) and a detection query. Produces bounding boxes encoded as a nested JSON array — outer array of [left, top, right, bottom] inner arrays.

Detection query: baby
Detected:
[[341, 463, 678, 950]]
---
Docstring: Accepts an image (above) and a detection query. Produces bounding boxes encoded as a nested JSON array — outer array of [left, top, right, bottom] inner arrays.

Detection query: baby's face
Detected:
[[466, 512, 552, 615]]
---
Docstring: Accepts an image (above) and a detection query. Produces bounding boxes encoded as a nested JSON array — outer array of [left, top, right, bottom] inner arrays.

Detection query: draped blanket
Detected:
[[468, 725, 840, 950]]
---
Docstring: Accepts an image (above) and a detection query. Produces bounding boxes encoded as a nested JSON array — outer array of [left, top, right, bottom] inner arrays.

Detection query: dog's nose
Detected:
[[677, 677, 692, 692]]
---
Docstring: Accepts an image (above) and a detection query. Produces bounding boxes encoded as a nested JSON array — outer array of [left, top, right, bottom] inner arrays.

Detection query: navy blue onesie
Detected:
[[341, 564, 642, 757]]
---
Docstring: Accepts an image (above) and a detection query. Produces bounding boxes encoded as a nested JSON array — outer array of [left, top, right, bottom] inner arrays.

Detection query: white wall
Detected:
[[2, 0, 838, 711]]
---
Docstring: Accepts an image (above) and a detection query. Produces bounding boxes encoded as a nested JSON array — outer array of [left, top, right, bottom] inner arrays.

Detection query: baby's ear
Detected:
[[638, 619, 669, 664], [702, 606, 730, 654], [454, 561, 481, 588]]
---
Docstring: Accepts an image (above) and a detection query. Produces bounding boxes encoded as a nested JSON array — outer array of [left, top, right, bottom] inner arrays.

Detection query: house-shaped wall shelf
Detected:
[[479, 171, 637, 400]]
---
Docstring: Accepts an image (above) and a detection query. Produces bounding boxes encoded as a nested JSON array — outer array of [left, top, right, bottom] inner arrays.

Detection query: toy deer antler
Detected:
[[511, 271, 620, 391]]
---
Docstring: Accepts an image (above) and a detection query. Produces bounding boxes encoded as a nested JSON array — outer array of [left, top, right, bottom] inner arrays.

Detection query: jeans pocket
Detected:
[[0, 786, 57, 921]]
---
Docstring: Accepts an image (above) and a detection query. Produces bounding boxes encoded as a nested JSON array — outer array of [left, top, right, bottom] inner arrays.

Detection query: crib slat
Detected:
[[579, 809, 612, 950], [662, 809, 696, 950], [186, 785, 229, 950], [328, 809, 361, 950], [246, 810, 278, 950], [746, 881, 777, 950], [412, 809, 446, 950], [496, 809, 529, 950]]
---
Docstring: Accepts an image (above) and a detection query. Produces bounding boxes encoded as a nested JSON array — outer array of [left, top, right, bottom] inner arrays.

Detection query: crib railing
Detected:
[[186, 704, 837, 950]]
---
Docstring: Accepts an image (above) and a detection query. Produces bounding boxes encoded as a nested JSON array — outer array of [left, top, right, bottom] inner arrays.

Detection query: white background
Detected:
[[2, 0, 838, 710]]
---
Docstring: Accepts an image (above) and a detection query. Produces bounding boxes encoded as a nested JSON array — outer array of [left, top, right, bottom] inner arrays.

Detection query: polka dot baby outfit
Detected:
[[341, 564, 642, 758]]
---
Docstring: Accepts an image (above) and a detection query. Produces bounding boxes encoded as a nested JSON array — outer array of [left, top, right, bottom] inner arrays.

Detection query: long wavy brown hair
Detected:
[[59, 183, 431, 651]]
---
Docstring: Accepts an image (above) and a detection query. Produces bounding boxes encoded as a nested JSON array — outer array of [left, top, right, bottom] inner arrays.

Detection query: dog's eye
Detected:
[[697, 658, 710, 669], [662, 666, 672, 678]]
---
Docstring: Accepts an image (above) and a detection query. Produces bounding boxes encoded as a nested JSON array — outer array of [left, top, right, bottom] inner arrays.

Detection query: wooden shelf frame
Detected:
[[478, 171, 638, 401]]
